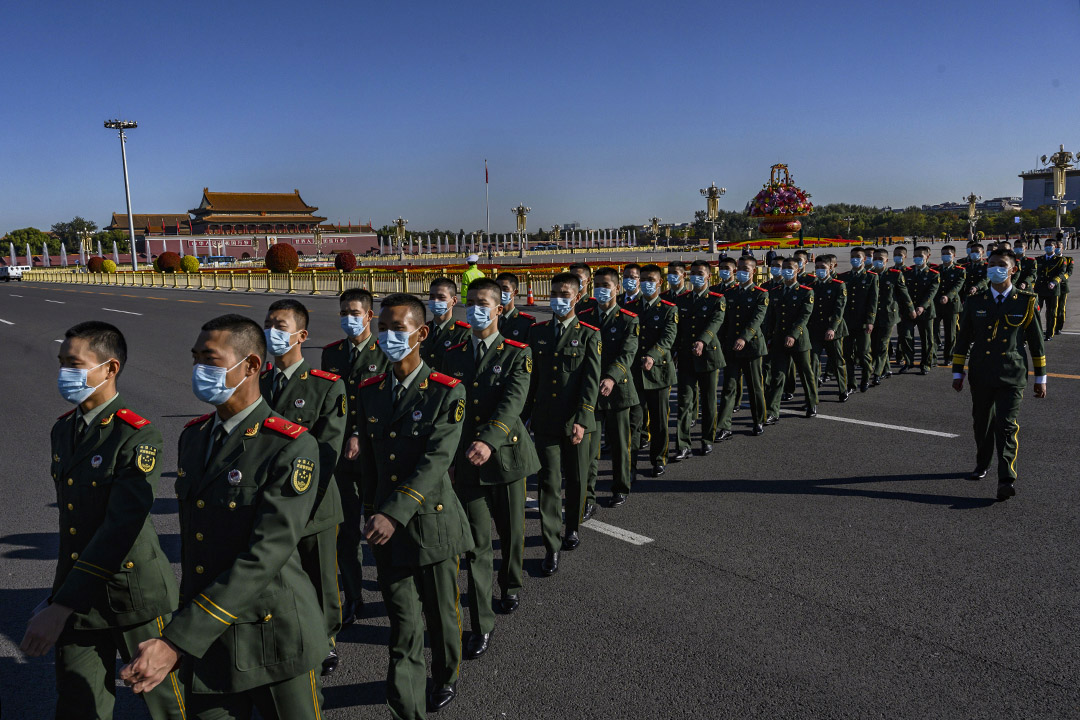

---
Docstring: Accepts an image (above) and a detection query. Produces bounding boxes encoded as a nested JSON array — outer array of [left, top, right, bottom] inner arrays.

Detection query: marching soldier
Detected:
[[838, 248, 878, 393], [570, 261, 603, 519], [709, 257, 738, 293], [1035, 238, 1067, 340], [421, 277, 471, 370], [673, 259, 727, 458], [716, 257, 769, 436], [932, 245, 967, 366], [23, 321, 183, 720], [357, 294, 475, 717], [662, 261, 690, 302], [1012, 240, 1037, 291], [764, 255, 784, 290], [570, 262, 597, 316], [952, 249, 1047, 501], [1052, 236, 1071, 335], [899, 246, 940, 374], [809, 258, 849, 400], [495, 271, 537, 341], [526, 272, 601, 574], [122, 314, 326, 719], [870, 248, 914, 383], [764, 258, 818, 421], [260, 299, 347, 676], [961, 243, 988, 298], [619, 263, 642, 306]]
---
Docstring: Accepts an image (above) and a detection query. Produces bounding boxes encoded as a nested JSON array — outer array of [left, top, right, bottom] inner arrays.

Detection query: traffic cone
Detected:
[[526, 284, 535, 306]]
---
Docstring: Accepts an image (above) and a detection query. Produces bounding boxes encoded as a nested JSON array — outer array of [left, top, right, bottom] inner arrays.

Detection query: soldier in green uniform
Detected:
[[899, 246, 940, 374], [356, 293, 474, 717], [22, 321, 184, 720], [662, 261, 691, 302], [443, 279, 539, 658], [763, 255, 784, 290], [570, 262, 598, 316], [764, 258, 818, 421], [321, 288, 390, 627], [121, 314, 326, 719], [421, 277, 471, 370], [618, 263, 642, 306], [672, 260, 726, 458], [961, 244, 989, 299], [716, 257, 769, 436], [709, 257, 738, 294], [568, 262, 602, 519], [1035, 239, 1067, 340], [495, 271, 537, 341], [932, 245, 967, 366], [260, 299, 347, 676], [952, 249, 1047, 501], [525, 272, 601, 574], [1012, 240, 1037, 292], [869, 248, 914, 383], [1052, 236, 1071, 335], [837, 248, 879, 393], [809, 258, 849, 400], [623, 264, 678, 477]]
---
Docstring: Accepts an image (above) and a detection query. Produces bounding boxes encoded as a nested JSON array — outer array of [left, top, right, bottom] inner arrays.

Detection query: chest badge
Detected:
[[654, 315, 660, 321], [368, 364, 378, 372], [91, 455, 102, 468], [228, 469, 242, 486], [294, 398, 305, 409], [492, 365, 502, 374], [444, 340, 452, 347], [513, 329, 520, 335], [412, 410, 423, 421], [571, 339, 579, 346], [53, 453, 60, 463]]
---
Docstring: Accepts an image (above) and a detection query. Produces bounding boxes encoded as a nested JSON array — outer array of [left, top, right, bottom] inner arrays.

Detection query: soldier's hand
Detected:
[[643, 356, 655, 371], [733, 338, 746, 351], [939, 296, 948, 305], [466, 441, 493, 466], [344, 435, 360, 460], [909, 310, 917, 319], [363, 513, 400, 545], [784, 336, 795, 348], [952, 377, 964, 392], [915, 307, 924, 317], [19, 601, 73, 657], [824, 329, 835, 341], [570, 424, 586, 445], [119, 638, 179, 694], [600, 378, 615, 396], [1049, 281, 1056, 290], [865, 323, 874, 334], [1035, 382, 1047, 398], [692, 340, 705, 356]]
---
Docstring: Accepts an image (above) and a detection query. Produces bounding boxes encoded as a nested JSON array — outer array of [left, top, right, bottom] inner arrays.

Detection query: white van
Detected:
[[0, 265, 30, 281]]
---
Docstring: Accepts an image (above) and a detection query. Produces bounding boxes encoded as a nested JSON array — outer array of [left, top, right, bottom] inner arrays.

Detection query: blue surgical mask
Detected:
[[941, 254, 953, 263], [378, 328, 420, 363], [550, 297, 573, 317], [770, 266, 782, 277], [1055, 247, 1063, 256], [192, 357, 249, 405], [719, 269, 731, 281], [913, 256, 925, 266], [595, 287, 614, 303], [500, 291, 513, 305], [641, 280, 658, 297], [667, 273, 681, 286], [1013, 247, 1024, 256], [872, 260, 885, 270], [264, 327, 299, 357], [894, 256, 904, 265], [735, 270, 751, 284], [815, 268, 829, 280], [851, 258, 863, 269], [689, 275, 706, 289], [781, 268, 796, 280], [57, 360, 110, 404], [622, 278, 638, 293], [465, 305, 493, 330], [987, 266, 1009, 284], [970, 251, 981, 260], [429, 300, 449, 318], [340, 315, 365, 338], [1046, 247, 1055, 256]]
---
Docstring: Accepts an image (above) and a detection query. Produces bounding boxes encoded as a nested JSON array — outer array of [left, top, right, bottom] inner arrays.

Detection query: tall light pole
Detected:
[[648, 216, 661, 251], [394, 217, 408, 260], [512, 203, 531, 258], [842, 216, 854, 239], [104, 119, 139, 271], [964, 193, 982, 242], [1042, 145, 1076, 234], [700, 182, 726, 254]]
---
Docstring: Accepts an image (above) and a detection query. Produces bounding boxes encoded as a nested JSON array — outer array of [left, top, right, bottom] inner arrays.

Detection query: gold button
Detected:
[[389, 454, 396, 461], [91, 481, 97, 487], [52, 473, 57, 480], [351, 410, 356, 415], [196, 500, 205, 508], [195, 532, 204, 541], [552, 380, 557, 384], [125, 561, 134, 569], [69, 528, 76, 535], [472, 382, 478, 387], [262, 614, 273, 622], [552, 393, 557, 397], [195, 565, 204, 574], [475, 416, 481, 422], [67, 478, 73, 485], [512, 436, 518, 442], [71, 552, 79, 560], [554, 352, 559, 357], [390, 475, 398, 482], [389, 431, 397, 438], [473, 399, 479, 404], [435, 504, 443, 512], [228, 501, 237, 510], [67, 503, 73, 511], [349, 395, 356, 400]]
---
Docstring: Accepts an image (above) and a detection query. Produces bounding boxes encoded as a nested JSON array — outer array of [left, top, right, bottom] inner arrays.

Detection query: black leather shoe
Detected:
[[561, 531, 580, 551], [919, 365, 929, 376], [969, 467, 988, 480], [883, 370, 893, 379], [321, 649, 339, 676], [652, 464, 665, 477], [428, 683, 456, 713], [541, 550, 559, 575], [672, 447, 693, 462], [805, 405, 817, 418], [500, 593, 520, 613], [996, 481, 1016, 501], [582, 502, 597, 522], [859, 379, 869, 392], [700, 442, 713, 456], [839, 390, 851, 403], [820, 372, 830, 384], [781, 392, 795, 401], [715, 429, 733, 442], [341, 598, 363, 626], [610, 493, 628, 507], [752, 423, 764, 436], [765, 415, 779, 426], [870, 375, 881, 387], [464, 631, 491, 659], [898, 364, 909, 374]]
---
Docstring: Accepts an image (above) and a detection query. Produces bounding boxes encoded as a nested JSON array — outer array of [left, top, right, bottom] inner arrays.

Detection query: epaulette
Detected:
[[929, 268, 939, 274], [579, 322, 599, 331], [504, 339, 528, 349], [708, 291, 724, 298], [447, 341, 468, 351], [455, 320, 471, 329], [116, 408, 151, 429], [867, 270, 878, 275], [578, 307, 595, 315], [260, 361, 274, 376], [57, 408, 76, 420], [428, 371, 460, 388], [799, 284, 812, 290], [185, 412, 214, 428], [888, 268, 901, 273], [831, 278, 844, 284], [263, 416, 308, 438], [359, 373, 386, 389], [309, 368, 341, 382], [756, 286, 768, 292], [519, 312, 535, 320], [323, 339, 345, 350], [619, 308, 638, 318], [660, 299, 676, 306]]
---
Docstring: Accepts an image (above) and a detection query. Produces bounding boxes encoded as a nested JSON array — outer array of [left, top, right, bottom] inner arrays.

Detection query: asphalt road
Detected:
[[1, 277, 1078, 719]]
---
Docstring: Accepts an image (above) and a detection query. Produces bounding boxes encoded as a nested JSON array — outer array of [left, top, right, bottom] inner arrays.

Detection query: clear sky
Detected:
[[2, 0, 1078, 234]]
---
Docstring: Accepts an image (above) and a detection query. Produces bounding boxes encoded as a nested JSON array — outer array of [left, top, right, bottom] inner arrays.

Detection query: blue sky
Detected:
[[1, 0, 1078, 233]]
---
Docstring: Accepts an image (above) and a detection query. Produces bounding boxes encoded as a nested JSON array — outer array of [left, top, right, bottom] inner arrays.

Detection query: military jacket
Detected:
[[765, 283, 814, 351], [624, 296, 678, 389], [837, 270, 879, 328], [442, 335, 540, 485], [1061, 256, 1073, 292], [761, 274, 784, 292], [952, 288, 1046, 388], [420, 318, 471, 370], [961, 260, 988, 297], [904, 266, 941, 317], [321, 335, 391, 437], [49, 397, 177, 630], [1014, 256, 1038, 291], [722, 283, 770, 358], [810, 278, 848, 339], [259, 359, 346, 532], [933, 263, 967, 313], [661, 286, 691, 303], [617, 291, 643, 308], [708, 279, 736, 295], [165, 402, 324, 694], [875, 267, 913, 325], [674, 290, 727, 372], [579, 305, 640, 410], [574, 296, 598, 316], [356, 365, 474, 567], [499, 306, 536, 342], [1035, 255, 1068, 297], [525, 318, 602, 435]]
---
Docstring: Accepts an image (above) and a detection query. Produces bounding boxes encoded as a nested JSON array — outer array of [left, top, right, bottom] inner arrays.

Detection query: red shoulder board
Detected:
[[756, 286, 768, 292], [799, 284, 812, 290], [578, 322, 599, 331], [57, 408, 76, 420], [504, 339, 528, 348], [359, 373, 386, 389], [309, 368, 341, 382], [455, 320, 471, 329], [260, 361, 274, 376], [263, 416, 308, 438], [323, 339, 345, 350], [708, 291, 724, 298], [116, 408, 151, 429], [185, 412, 214, 428], [832, 278, 844, 284], [428, 371, 460, 388], [447, 341, 468, 351], [889, 268, 901, 273], [519, 312, 535, 320], [929, 263, 940, 269], [578, 307, 595, 315], [929, 268, 940, 274], [660, 299, 676, 306], [619, 308, 638, 318], [867, 270, 878, 275]]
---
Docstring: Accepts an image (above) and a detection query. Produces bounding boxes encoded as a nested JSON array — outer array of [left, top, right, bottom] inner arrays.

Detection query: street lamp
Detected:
[[964, 193, 982, 241], [843, 216, 854, 239], [104, 119, 139, 270], [1041, 145, 1076, 233], [700, 182, 726, 253], [512, 203, 531, 258], [394, 217, 408, 260], [648, 217, 661, 251]]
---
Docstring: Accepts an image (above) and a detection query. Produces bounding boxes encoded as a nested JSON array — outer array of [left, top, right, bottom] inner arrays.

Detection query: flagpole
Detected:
[[485, 159, 490, 237]]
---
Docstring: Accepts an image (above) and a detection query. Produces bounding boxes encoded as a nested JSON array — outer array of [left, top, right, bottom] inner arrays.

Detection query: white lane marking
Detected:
[[102, 308, 142, 316], [9, 294, 22, 297], [1059, 331, 1080, 335], [0, 319, 13, 325], [44, 299, 64, 304], [779, 409, 959, 438], [525, 496, 655, 545], [54, 339, 63, 343]]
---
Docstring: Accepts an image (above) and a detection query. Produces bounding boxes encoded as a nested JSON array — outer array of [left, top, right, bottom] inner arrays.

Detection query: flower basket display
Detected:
[[748, 164, 813, 238]]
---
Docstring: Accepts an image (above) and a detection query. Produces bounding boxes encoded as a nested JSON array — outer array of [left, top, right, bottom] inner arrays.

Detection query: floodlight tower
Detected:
[[700, 182, 726, 253], [512, 203, 531, 258], [104, 119, 139, 270], [1042, 145, 1076, 233]]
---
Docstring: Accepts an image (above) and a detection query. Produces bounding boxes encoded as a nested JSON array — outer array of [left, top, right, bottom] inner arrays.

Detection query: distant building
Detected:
[[921, 197, 1022, 214], [1019, 168, 1080, 210], [562, 222, 581, 231], [189, 189, 327, 235], [105, 213, 192, 236]]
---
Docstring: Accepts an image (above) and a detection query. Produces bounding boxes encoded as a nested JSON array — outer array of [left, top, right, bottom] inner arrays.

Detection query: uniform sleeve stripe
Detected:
[[199, 593, 238, 619], [489, 419, 511, 436], [951, 354, 967, 364], [395, 487, 424, 504], [72, 565, 112, 581], [76, 559, 113, 575], [193, 599, 232, 625]]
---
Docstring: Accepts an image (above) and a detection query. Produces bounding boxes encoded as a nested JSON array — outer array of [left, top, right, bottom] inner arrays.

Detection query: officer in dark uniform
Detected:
[[899, 246, 941, 374], [357, 294, 475, 717], [838, 248, 878, 393], [23, 321, 184, 720], [495, 271, 536, 341], [1036, 237, 1068, 339], [1055, 238, 1072, 333], [952, 249, 1047, 501], [809, 258, 849, 400], [764, 258, 818, 421], [716, 256, 769, 436], [421, 277, 471, 370], [869, 248, 914, 383], [932, 245, 967, 366], [260, 299, 347, 676], [673, 259, 727, 457], [122, 314, 326, 720]]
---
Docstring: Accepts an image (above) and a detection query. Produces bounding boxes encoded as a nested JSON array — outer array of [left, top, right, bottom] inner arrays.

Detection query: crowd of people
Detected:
[[19, 234, 1070, 719]]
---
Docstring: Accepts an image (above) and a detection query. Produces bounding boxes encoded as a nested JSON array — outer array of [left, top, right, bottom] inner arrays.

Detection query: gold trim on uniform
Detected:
[[291, 457, 315, 494], [135, 444, 157, 473]]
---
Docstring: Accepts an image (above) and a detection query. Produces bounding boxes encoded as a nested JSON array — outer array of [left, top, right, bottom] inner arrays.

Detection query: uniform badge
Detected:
[[654, 315, 659, 321], [135, 445, 157, 473], [513, 330, 520, 335], [444, 340, 452, 347], [571, 339, 579, 346], [53, 453, 60, 463], [294, 398, 305, 409], [329, 367, 339, 373], [368, 364, 378, 372], [368, 416, 379, 423], [228, 469, 242, 486], [610, 327, 617, 333], [177, 468, 186, 478], [91, 455, 103, 468], [525, 357, 533, 373], [291, 457, 315, 494], [339, 394, 347, 417], [99, 414, 114, 427], [492, 365, 502, 374], [453, 398, 465, 423], [412, 410, 423, 421], [244, 423, 259, 437]]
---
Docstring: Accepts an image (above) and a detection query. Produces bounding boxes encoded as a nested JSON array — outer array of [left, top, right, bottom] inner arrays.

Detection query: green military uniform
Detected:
[[420, 318, 471, 371], [932, 262, 966, 364], [961, 259, 989, 298], [50, 398, 184, 720], [259, 359, 347, 651], [321, 335, 390, 614], [717, 283, 769, 429], [661, 286, 691, 304], [1035, 252, 1067, 338], [574, 296, 599, 316], [952, 287, 1046, 482], [898, 264, 940, 368], [623, 296, 678, 466], [357, 365, 474, 720], [673, 289, 726, 449], [838, 268, 879, 391], [809, 276, 848, 397], [165, 401, 325, 718], [764, 282, 818, 416], [442, 336, 539, 635], [871, 266, 913, 379], [617, 290, 643, 308], [1058, 255, 1072, 332], [1014, 254, 1037, 292], [498, 306, 536, 342], [525, 318, 601, 552]]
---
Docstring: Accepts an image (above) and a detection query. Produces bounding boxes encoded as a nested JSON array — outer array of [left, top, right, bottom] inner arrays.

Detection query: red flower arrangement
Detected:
[[748, 164, 813, 217]]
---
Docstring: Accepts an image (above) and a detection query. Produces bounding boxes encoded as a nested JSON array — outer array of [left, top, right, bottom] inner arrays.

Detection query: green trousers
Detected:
[[676, 370, 719, 448], [811, 337, 847, 398], [457, 478, 526, 635], [933, 308, 960, 364], [373, 550, 462, 720], [718, 357, 766, 429], [298, 524, 341, 648], [598, 406, 633, 495], [842, 325, 873, 389], [766, 347, 818, 416], [585, 419, 603, 506], [334, 464, 366, 608], [1041, 295, 1061, 336], [970, 382, 1024, 481], [870, 320, 896, 377], [1056, 292, 1068, 334], [184, 668, 324, 720], [55, 614, 186, 720], [898, 314, 935, 367], [535, 431, 592, 553], [638, 387, 671, 466]]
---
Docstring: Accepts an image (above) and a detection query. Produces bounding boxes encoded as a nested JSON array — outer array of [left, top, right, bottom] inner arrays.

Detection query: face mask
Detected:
[[719, 269, 731, 280], [970, 251, 981, 261], [192, 357, 249, 406], [872, 260, 885, 270], [1055, 247, 1063, 256], [340, 315, 365, 338], [641, 280, 658, 297], [941, 254, 953, 263], [500, 291, 513, 305], [1046, 248, 1055, 257], [264, 327, 299, 357], [1013, 247, 1024, 256], [689, 275, 706, 289], [770, 266, 782, 277], [595, 287, 614, 303], [850, 258, 863, 269], [893, 256, 904, 265], [429, 300, 449, 318], [550, 297, 573, 317], [912, 256, 925, 266], [736, 270, 751, 284], [987, 266, 1009, 284], [465, 305, 493, 330], [781, 268, 796, 280], [815, 268, 829, 280], [797, 260, 805, 269], [57, 360, 110, 405], [378, 328, 421, 363], [622, 278, 638, 293], [667, 273, 681, 286]]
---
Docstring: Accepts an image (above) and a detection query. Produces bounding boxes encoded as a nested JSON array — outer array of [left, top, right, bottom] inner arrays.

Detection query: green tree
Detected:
[[3, 227, 55, 256], [51, 216, 99, 245]]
